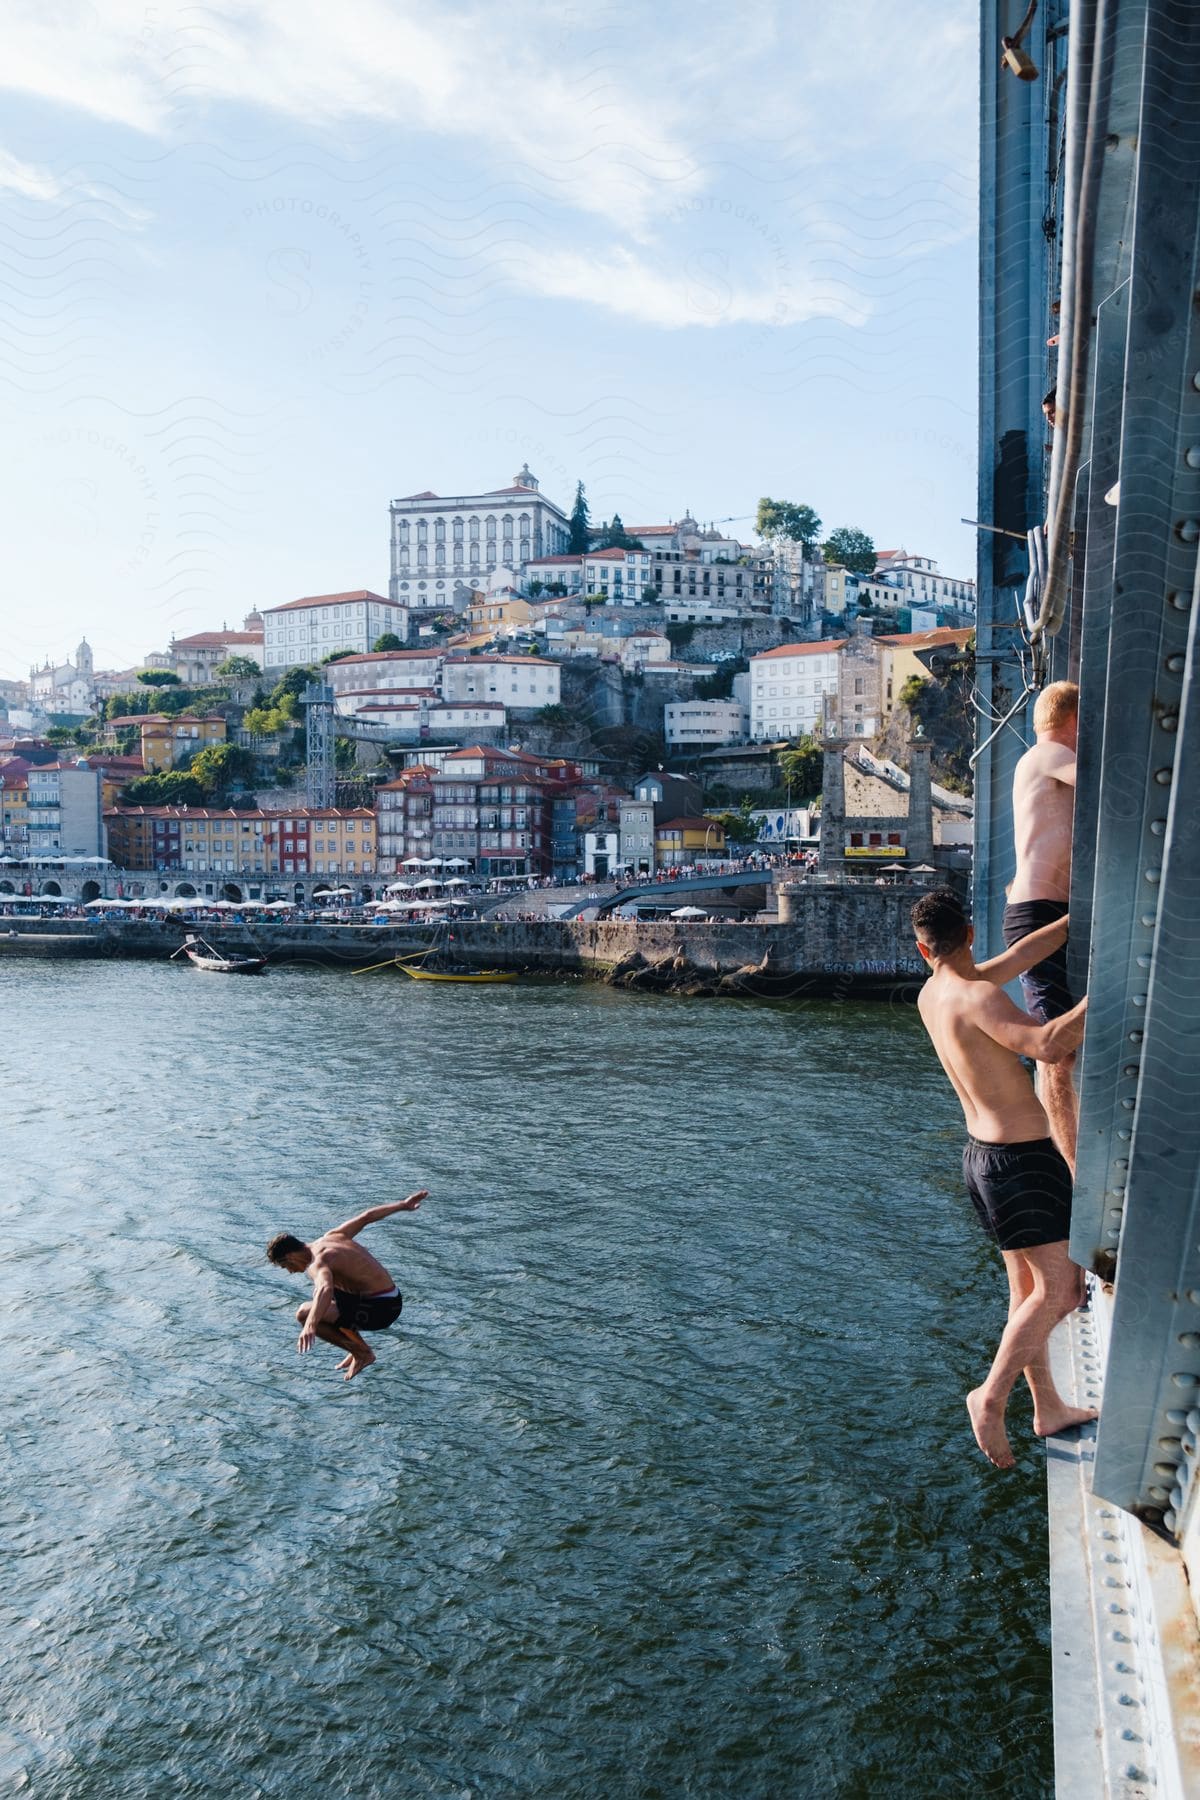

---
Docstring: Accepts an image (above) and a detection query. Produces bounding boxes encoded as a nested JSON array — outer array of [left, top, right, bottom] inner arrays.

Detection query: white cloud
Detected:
[[0, 146, 72, 201], [512, 244, 872, 331]]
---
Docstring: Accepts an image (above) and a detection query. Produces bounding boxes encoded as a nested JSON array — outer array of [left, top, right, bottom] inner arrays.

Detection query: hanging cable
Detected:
[[1035, 0, 1117, 646]]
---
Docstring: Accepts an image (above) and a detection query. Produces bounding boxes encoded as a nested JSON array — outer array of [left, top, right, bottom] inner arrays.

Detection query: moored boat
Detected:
[[171, 934, 268, 975]]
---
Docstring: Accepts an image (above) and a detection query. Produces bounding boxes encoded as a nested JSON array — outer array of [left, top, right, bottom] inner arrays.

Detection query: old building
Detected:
[[440, 654, 560, 710], [664, 699, 748, 747], [168, 617, 264, 684], [26, 763, 105, 858], [749, 641, 846, 740], [105, 714, 227, 773], [262, 590, 410, 673], [389, 467, 571, 606]]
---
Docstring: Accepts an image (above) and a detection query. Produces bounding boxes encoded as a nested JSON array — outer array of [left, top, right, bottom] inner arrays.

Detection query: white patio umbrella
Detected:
[[420, 856, 444, 866], [402, 856, 423, 867], [444, 857, 469, 868], [412, 878, 442, 890], [670, 905, 708, 918], [444, 877, 469, 887]]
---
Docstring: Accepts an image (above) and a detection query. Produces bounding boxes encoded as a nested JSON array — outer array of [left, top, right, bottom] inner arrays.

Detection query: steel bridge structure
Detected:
[[979, 1, 1200, 1789]]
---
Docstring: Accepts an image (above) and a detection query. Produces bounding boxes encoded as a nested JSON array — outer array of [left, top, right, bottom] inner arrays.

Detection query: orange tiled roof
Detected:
[[753, 640, 847, 659], [264, 590, 395, 615]]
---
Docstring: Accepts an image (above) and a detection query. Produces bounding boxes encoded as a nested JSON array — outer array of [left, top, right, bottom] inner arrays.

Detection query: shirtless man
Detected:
[[266, 1191, 427, 1380], [1002, 680, 1080, 1174], [912, 889, 1092, 1468]]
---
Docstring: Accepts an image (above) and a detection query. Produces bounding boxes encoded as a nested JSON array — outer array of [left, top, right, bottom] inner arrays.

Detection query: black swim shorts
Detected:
[[962, 1136, 1073, 1251], [332, 1288, 403, 1332], [1002, 898, 1073, 1023]]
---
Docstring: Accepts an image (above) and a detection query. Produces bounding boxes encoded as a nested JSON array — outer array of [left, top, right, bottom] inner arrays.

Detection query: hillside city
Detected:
[[0, 470, 976, 896]]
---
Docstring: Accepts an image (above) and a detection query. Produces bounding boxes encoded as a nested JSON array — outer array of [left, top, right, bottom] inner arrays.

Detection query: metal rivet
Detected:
[[1118, 1692, 1140, 1706], [1154, 767, 1172, 785], [1136, 953, 1152, 967], [1118, 1128, 1132, 1141], [1121, 1097, 1136, 1110], [1154, 1461, 1180, 1478], [1169, 588, 1193, 609], [1123, 1064, 1140, 1077], [1187, 448, 1200, 469], [1172, 1484, 1185, 1510], [1129, 1030, 1144, 1043], [1166, 1411, 1190, 1425], [1172, 1373, 1200, 1388], [1109, 1208, 1125, 1220], [1144, 866, 1162, 882], [1159, 1437, 1183, 1452], [1180, 1333, 1200, 1350], [1166, 652, 1186, 672], [1132, 994, 1147, 1007], [1149, 821, 1165, 837], [1160, 714, 1180, 733], [1106, 1228, 1122, 1242], [1184, 1437, 1197, 1457], [1140, 913, 1157, 926], [1148, 1486, 1170, 1501], [1178, 521, 1200, 543], [1187, 1293, 1200, 1308]]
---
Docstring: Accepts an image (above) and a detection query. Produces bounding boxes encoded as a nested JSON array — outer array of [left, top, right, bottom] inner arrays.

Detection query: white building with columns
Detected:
[[29, 640, 96, 716], [440, 654, 561, 709], [389, 467, 571, 607]]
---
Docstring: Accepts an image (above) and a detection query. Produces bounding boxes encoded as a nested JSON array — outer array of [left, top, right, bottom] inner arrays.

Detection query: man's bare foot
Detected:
[[967, 1386, 1015, 1469], [336, 1353, 354, 1372], [1033, 1402, 1099, 1437], [344, 1348, 377, 1381]]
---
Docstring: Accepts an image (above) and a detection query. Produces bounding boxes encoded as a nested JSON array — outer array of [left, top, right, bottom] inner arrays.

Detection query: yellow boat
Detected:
[[398, 962, 518, 983]]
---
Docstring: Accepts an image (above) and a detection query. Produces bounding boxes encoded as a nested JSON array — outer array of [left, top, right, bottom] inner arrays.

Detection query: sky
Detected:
[[0, 0, 979, 681]]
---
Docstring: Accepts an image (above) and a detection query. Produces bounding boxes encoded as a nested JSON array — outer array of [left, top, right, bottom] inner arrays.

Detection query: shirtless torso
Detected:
[[918, 962, 1056, 1142], [1008, 737, 1076, 904], [307, 1230, 396, 1296]]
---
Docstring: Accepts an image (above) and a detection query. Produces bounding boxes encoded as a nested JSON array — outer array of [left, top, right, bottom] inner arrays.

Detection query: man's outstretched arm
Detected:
[[976, 914, 1070, 987], [331, 1191, 428, 1239], [974, 987, 1088, 1063]]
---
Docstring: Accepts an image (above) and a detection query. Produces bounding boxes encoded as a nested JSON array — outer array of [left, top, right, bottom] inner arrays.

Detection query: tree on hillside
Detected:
[[567, 480, 591, 555], [896, 640, 976, 793], [137, 668, 181, 686], [122, 771, 204, 807], [708, 797, 760, 847], [321, 648, 356, 664], [778, 735, 823, 801], [214, 654, 261, 679], [189, 742, 255, 800], [755, 498, 822, 552], [596, 513, 642, 551], [821, 526, 876, 575], [372, 633, 404, 652]]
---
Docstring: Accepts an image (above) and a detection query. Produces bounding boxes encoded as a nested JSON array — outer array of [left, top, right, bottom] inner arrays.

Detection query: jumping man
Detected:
[[912, 891, 1092, 1468], [266, 1191, 427, 1380]]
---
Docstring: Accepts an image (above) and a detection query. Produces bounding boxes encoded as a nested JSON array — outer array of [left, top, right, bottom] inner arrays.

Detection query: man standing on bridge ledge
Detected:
[[1002, 680, 1080, 1174], [912, 890, 1092, 1469]]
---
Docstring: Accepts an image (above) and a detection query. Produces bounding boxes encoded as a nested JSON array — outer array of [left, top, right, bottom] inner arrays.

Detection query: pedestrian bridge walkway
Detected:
[[567, 869, 775, 919]]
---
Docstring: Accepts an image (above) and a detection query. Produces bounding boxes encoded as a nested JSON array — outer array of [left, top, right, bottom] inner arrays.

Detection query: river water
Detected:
[[1, 961, 1053, 1798]]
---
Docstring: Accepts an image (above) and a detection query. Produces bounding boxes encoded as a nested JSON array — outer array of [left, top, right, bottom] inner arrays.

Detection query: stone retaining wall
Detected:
[[2, 888, 927, 999]]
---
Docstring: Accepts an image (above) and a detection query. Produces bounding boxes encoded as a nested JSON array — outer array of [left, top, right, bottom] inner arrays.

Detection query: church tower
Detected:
[[75, 638, 93, 676]]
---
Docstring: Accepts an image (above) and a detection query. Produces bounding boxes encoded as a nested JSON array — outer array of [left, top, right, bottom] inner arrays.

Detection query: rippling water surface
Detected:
[[1, 961, 1053, 1797]]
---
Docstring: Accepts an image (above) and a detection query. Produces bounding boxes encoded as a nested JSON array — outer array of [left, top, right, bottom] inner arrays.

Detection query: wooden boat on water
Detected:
[[397, 961, 517, 984], [171, 934, 268, 975]]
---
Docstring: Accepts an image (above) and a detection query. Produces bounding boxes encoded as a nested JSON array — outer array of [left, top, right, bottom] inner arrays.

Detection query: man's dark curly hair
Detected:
[[266, 1232, 308, 1266], [911, 888, 970, 958]]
